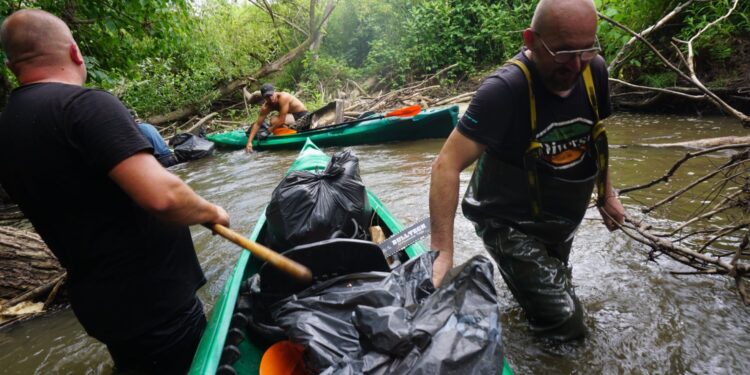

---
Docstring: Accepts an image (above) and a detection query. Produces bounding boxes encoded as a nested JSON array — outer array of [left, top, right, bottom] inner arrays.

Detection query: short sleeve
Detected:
[[64, 90, 152, 172], [456, 74, 516, 149]]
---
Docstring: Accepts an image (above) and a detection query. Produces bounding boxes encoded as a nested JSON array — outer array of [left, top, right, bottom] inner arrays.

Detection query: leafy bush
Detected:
[[117, 1, 278, 116], [362, 0, 535, 85]]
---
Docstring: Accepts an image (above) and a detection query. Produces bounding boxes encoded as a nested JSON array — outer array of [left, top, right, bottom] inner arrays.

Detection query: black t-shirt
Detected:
[[0, 83, 205, 342], [458, 51, 611, 180]]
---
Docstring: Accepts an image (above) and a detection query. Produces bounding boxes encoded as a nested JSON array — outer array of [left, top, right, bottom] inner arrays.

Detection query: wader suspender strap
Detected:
[[507, 59, 543, 217], [582, 66, 610, 208], [507, 59, 610, 217]]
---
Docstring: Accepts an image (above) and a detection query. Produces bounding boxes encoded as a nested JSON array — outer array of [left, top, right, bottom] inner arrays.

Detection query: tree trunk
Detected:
[[0, 226, 65, 304]]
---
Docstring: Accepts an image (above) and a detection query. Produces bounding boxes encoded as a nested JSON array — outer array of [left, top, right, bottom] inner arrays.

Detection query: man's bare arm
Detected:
[[246, 106, 270, 152], [598, 171, 625, 231], [429, 129, 485, 287], [109, 152, 229, 226]]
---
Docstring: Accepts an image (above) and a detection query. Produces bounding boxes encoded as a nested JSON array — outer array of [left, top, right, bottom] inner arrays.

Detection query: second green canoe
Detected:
[[207, 105, 458, 151]]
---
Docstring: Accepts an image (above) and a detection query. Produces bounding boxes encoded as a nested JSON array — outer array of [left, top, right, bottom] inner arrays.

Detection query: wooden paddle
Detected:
[[299, 105, 423, 134], [205, 223, 313, 283], [338, 105, 422, 126]]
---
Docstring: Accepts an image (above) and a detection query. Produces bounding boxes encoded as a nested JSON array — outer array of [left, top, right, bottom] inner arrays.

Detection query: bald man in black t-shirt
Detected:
[[0, 10, 229, 373], [429, 0, 625, 341]]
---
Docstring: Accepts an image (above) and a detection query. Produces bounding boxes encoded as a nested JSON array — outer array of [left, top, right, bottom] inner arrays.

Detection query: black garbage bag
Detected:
[[169, 132, 215, 162], [265, 150, 372, 251], [251, 252, 504, 374]]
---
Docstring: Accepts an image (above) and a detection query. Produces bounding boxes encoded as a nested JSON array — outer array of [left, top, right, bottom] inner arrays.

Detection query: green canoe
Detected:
[[206, 105, 458, 151], [188, 138, 512, 375]]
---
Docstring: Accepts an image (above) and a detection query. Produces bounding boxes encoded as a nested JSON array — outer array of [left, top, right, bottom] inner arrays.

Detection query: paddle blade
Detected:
[[384, 105, 422, 118], [273, 128, 297, 136]]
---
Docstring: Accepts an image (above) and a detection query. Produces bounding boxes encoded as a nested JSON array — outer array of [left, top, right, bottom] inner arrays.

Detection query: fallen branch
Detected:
[[433, 91, 475, 106], [638, 136, 750, 149], [620, 144, 750, 195], [610, 78, 705, 101], [164, 112, 217, 142], [623, 215, 749, 274], [643, 159, 747, 213]]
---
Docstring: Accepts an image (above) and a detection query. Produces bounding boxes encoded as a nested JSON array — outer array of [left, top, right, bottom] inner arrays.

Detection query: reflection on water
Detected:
[[0, 113, 748, 374]]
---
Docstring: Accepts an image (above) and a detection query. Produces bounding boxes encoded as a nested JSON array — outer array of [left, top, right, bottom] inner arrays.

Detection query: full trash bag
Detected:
[[265, 150, 372, 251], [169, 132, 215, 162], [246, 252, 505, 374]]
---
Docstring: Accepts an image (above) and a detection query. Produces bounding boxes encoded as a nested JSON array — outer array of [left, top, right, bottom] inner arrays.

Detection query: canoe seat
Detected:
[[259, 238, 390, 296]]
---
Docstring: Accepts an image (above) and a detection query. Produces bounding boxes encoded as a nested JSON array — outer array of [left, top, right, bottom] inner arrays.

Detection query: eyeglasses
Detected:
[[534, 32, 601, 64]]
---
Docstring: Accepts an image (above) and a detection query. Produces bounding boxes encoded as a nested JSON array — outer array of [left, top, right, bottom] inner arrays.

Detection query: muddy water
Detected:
[[1, 113, 748, 374]]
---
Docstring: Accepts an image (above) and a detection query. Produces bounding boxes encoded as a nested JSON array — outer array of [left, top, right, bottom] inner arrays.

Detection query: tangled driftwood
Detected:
[[612, 144, 749, 303]]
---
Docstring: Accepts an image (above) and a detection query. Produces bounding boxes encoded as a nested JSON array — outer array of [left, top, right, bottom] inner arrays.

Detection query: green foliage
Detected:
[[597, 0, 750, 87], [2, 0, 748, 115], [676, 0, 746, 62], [0, 0, 193, 86], [639, 71, 678, 88], [360, 0, 536, 85], [276, 51, 358, 107], [596, 0, 676, 63], [119, 1, 279, 116]]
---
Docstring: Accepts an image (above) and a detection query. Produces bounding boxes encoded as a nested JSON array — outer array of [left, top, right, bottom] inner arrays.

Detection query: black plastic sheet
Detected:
[[257, 252, 504, 374], [265, 150, 372, 251], [169, 132, 215, 162]]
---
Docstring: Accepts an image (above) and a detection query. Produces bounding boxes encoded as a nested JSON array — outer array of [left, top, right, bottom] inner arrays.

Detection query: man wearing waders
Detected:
[[429, 0, 625, 341]]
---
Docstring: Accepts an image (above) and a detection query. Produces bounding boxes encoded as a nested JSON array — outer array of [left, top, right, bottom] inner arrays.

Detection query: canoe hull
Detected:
[[207, 105, 458, 150]]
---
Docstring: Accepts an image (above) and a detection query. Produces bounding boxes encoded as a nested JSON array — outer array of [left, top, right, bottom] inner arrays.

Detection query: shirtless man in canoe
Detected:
[[245, 83, 309, 152]]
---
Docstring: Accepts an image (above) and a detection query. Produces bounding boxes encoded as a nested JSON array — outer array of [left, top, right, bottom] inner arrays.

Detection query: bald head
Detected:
[[531, 0, 598, 37], [1, 9, 86, 84], [2, 9, 75, 64]]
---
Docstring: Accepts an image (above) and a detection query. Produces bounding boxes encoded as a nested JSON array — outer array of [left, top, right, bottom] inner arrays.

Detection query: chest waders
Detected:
[[509, 59, 610, 215], [462, 59, 609, 244], [460, 59, 609, 340]]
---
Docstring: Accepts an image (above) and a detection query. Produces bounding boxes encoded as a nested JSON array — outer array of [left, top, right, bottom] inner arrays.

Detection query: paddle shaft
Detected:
[[309, 105, 422, 130], [205, 223, 313, 283]]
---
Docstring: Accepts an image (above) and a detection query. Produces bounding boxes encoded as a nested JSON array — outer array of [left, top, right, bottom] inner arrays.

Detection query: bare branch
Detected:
[[249, 0, 291, 50], [598, 12, 694, 82], [620, 144, 750, 195], [608, 0, 696, 72], [698, 223, 748, 253], [644, 159, 748, 213], [666, 199, 739, 236], [610, 78, 705, 100], [623, 215, 749, 274]]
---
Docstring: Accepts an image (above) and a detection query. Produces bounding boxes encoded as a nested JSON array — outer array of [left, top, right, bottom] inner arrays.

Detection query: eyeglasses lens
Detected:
[[553, 50, 599, 64]]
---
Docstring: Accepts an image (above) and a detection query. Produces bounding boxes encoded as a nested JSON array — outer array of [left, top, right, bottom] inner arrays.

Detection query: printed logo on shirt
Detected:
[[536, 117, 592, 170]]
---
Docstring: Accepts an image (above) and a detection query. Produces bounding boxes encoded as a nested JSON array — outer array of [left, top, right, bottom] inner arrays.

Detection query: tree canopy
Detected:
[[0, 0, 747, 119]]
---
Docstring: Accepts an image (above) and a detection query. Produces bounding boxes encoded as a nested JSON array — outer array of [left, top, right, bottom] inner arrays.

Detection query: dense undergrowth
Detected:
[[0, 0, 747, 118]]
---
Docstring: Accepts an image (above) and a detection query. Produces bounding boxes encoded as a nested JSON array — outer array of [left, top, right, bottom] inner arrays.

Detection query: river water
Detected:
[[0, 112, 748, 374]]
